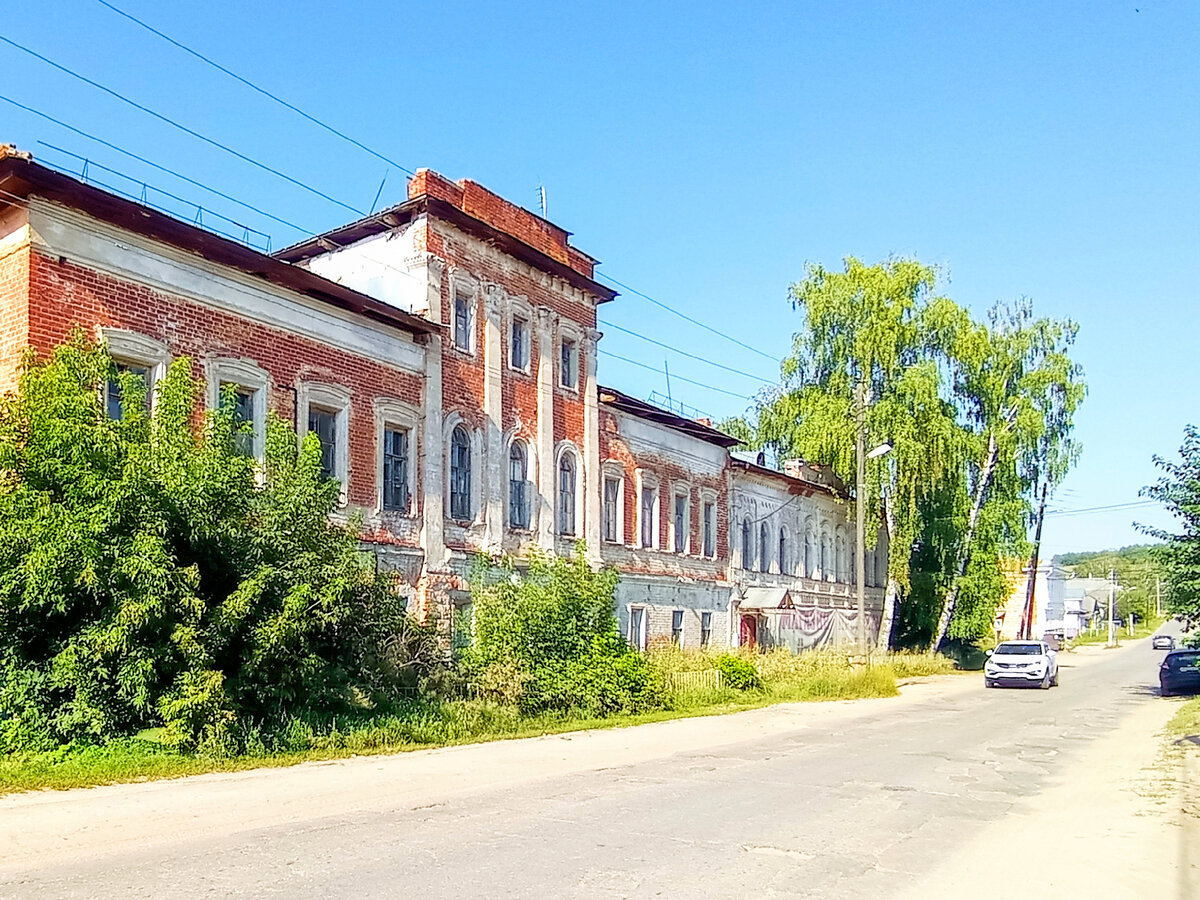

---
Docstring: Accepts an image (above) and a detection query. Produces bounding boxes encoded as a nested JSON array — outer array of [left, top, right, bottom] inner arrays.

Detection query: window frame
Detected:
[[374, 398, 419, 517], [206, 357, 269, 461], [100, 328, 170, 419], [759, 521, 770, 574], [700, 611, 712, 648], [558, 324, 582, 392], [556, 444, 581, 537], [628, 605, 648, 652], [602, 463, 625, 545], [450, 274, 479, 356], [508, 295, 534, 375], [449, 424, 473, 521], [671, 609, 684, 646], [508, 438, 531, 530], [699, 490, 717, 559], [296, 381, 352, 504], [741, 518, 753, 570], [671, 485, 691, 554], [636, 470, 660, 550]]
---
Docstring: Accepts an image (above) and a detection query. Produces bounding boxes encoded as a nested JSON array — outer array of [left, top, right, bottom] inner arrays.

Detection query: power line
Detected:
[[11, 20, 784, 370], [0, 94, 312, 237], [601, 320, 775, 385], [94, 0, 416, 178], [598, 350, 753, 401], [1045, 500, 1157, 518], [0, 33, 364, 217], [597, 273, 783, 364]]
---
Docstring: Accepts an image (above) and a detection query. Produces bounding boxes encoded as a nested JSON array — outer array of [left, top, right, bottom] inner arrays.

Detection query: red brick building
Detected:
[[0, 145, 882, 651]]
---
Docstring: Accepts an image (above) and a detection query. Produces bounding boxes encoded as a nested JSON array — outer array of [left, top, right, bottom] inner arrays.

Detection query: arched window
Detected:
[[741, 519, 752, 569], [557, 452, 576, 535], [836, 531, 847, 582], [820, 528, 830, 579], [509, 442, 529, 529], [759, 521, 770, 573], [779, 528, 788, 576], [450, 426, 472, 520], [804, 522, 815, 578]]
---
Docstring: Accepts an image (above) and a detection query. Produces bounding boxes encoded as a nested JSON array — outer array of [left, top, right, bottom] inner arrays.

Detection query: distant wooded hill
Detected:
[[1054, 544, 1164, 619]]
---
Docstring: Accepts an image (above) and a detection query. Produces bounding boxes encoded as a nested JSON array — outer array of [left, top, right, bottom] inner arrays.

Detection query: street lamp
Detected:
[[856, 422, 891, 655]]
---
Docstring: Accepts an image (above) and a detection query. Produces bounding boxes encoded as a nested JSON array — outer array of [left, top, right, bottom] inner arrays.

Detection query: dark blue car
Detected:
[[1160, 649, 1200, 697]]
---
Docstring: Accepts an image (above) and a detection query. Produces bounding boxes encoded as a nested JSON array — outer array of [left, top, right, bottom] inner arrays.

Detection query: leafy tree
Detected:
[[928, 300, 1081, 650], [1140, 428, 1200, 628], [725, 256, 964, 648], [0, 334, 425, 754]]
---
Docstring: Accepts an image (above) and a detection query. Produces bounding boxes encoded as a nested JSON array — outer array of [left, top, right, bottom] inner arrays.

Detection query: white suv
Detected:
[[984, 641, 1059, 689]]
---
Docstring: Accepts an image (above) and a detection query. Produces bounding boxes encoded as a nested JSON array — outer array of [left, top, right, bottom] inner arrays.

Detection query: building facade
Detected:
[[0, 145, 887, 652]]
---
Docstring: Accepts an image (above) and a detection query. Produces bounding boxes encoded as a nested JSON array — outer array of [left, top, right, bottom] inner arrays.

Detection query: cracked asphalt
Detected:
[[0, 635, 1193, 899]]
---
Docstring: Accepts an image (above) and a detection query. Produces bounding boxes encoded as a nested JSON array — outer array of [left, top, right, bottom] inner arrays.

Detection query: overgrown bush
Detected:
[[463, 549, 661, 715], [716, 653, 761, 690], [0, 335, 434, 755]]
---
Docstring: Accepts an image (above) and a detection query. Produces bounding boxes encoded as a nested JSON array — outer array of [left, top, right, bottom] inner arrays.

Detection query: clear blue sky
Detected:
[[3, 0, 1196, 556]]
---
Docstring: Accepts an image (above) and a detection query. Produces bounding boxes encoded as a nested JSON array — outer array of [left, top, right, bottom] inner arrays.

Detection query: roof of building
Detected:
[[276, 168, 618, 303], [597, 386, 742, 448], [729, 454, 845, 498], [0, 147, 439, 338]]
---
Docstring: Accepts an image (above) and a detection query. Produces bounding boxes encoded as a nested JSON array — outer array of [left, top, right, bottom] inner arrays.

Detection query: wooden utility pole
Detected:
[[1020, 476, 1050, 640]]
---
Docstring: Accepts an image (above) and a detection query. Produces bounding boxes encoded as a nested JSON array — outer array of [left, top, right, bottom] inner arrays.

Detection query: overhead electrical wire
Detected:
[[598, 350, 754, 401], [93, 0, 416, 177], [0, 33, 365, 217], [80, 3, 787, 371], [1044, 500, 1158, 518], [2, 25, 782, 399]]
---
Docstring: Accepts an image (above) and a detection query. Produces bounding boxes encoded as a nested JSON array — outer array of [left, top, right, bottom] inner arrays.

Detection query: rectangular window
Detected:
[[511, 316, 529, 370], [629, 607, 647, 651], [450, 431, 472, 520], [308, 407, 338, 481], [671, 610, 684, 645], [560, 338, 578, 388], [703, 502, 715, 557], [673, 493, 688, 553], [603, 476, 620, 543], [218, 385, 256, 457], [382, 427, 410, 512], [640, 486, 657, 548], [106, 363, 150, 420], [454, 290, 473, 352], [700, 611, 712, 647]]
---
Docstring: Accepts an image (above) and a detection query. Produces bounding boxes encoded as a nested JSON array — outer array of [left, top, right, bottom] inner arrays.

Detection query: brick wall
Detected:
[[0, 229, 29, 396], [26, 251, 425, 545]]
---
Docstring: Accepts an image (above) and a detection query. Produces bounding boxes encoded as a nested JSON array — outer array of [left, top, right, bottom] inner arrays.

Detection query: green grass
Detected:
[[1166, 696, 1200, 738], [0, 651, 918, 796]]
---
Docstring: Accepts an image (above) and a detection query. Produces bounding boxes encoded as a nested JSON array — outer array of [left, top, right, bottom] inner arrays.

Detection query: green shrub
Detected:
[[0, 335, 435, 754], [716, 654, 761, 690]]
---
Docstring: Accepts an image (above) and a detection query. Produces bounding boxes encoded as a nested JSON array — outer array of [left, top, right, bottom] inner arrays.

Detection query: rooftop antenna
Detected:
[[537, 184, 547, 218], [370, 168, 389, 214], [664, 358, 673, 404]]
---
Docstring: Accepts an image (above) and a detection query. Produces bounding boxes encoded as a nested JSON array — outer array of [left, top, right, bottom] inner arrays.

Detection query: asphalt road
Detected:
[[1, 635, 1194, 899]]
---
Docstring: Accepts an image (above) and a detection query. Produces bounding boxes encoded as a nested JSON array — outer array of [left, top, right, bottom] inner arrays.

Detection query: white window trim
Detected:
[[297, 381, 351, 505], [557, 321, 583, 393], [205, 357, 269, 461], [670, 483, 691, 555], [374, 398, 419, 517], [671, 608, 685, 645], [506, 432, 537, 531], [443, 412, 483, 524], [507, 295, 534, 375], [554, 440, 583, 538], [636, 469, 660, 550], [628, 604, 648, 651], [601, 461, 626, 545], [449, 271, 479, 356], [98, 327, 170, 413], [698, 488, 718, 559]]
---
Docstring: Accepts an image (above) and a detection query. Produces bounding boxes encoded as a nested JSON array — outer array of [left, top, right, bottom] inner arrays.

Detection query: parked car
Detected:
[[1160, 649, 1200, 697], [1152, 634, 1175, 651], [984, 641, 1059, 689]]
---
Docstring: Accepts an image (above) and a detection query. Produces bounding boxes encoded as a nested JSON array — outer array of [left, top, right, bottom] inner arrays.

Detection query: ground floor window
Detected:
[[671, 610, 684, 645], [701, 611, 712, 647], [629, 606, 647, 651]]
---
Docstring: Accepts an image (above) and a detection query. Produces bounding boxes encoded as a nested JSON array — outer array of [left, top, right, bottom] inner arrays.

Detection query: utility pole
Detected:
[[1107, 568, 1116, 648], [856, 378, 867, 656], [1156, 577, 1162, 618]]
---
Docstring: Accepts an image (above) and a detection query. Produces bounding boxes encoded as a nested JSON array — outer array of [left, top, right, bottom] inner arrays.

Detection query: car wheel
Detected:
[[984, 678, 994, 688], [1051, 670, 1059, 687], [1040, 672, 1052, 690], [1161, 685, 1172, 698]]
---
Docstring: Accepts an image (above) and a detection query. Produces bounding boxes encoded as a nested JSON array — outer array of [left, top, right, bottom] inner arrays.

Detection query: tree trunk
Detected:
[[876, 493, 899, 650], [930, 431, 1000, 652], [1019, 476, 1050, 640]]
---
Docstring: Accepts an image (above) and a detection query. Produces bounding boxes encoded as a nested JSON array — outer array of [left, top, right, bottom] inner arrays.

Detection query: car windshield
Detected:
[[1166, 652, 1199, 670], [995, 643, 1041, 655]]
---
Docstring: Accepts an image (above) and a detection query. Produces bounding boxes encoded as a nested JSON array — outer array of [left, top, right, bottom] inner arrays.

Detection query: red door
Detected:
[[740, 615, 757, 649]]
